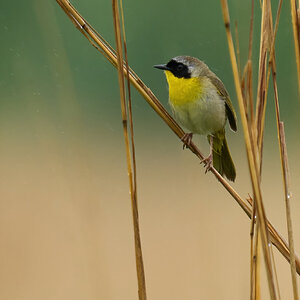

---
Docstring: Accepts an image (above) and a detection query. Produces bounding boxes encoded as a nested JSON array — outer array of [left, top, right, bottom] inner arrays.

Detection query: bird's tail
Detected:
[[210, 130, 236, 182]]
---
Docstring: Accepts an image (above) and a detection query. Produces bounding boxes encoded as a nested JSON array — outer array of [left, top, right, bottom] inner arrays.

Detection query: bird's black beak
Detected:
[[153, 64, 171, 71]]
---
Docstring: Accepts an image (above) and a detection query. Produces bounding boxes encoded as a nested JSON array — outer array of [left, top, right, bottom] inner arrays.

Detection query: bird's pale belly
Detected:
[[170, 90, 226, 136]]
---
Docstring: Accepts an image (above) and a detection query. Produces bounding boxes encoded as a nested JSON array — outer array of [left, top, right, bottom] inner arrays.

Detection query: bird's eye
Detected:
[[177, 64, 184, 71]]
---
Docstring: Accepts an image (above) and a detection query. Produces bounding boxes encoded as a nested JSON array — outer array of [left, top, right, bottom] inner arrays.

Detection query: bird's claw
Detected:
[[181, 133, 193, 149], [200, 154, 213, 173]]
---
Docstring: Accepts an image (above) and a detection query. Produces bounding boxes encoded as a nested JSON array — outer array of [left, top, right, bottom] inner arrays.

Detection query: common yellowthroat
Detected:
[[154, 56, 237, 181]]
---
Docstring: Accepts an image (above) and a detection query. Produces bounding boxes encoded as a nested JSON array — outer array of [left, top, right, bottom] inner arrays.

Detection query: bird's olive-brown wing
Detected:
[[208, 75, 237, 132]]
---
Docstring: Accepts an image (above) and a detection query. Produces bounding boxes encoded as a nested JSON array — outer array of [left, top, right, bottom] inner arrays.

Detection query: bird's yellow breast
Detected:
[[165, 70, 204, 106]]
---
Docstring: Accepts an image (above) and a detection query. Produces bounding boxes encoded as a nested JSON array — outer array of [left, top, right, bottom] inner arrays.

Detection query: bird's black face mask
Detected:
[[154, 60, 191, 78]]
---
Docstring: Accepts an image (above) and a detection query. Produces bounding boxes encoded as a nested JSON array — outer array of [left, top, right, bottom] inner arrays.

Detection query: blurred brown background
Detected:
[[0, 0, 300, 299]]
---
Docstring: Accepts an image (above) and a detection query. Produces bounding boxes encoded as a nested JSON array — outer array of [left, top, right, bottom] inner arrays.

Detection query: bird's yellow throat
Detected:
[[164, 70, 204, 106]]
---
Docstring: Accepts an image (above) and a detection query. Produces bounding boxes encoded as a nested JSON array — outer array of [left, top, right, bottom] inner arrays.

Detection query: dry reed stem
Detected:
[[270, 243, 282, 300], [250, 199, 258, 300], [243, 0, 255, 137], [121, 2, 147, 299], [278, 123, 299, 300], [255, 0, 273, 173], [220, 1, 278, 298], [248, 0, 255, 63], [269, 6, 298, 294], [251, 1, 282, 295], [256, 0, 283, 174], [290, 0, 300, 94], [112, 1, 146, 299], [245, 1, 295, 298], [55, 0, 300, 276], [235, 21, 241, 79], [239, 0, 254, 160], [242, 0, 283, 297], [247, 196, 261, 300], [266, 1, 299, 296], [255, 225, 261, 300]]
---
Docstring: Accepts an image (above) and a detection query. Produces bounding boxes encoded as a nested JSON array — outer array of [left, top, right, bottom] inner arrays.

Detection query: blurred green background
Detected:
[[0, 0, 299, 299]]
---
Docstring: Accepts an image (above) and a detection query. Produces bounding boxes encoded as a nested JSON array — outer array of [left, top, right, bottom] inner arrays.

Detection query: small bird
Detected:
[[154, 56, 237, 181]]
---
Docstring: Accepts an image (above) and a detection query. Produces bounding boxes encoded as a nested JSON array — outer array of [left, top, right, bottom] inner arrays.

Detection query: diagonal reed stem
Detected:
[[56, 0, 300, 277]]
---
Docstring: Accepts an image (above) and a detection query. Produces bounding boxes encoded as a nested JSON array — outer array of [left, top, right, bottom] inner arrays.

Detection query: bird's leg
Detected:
[[201, 135, 213, 173], [181, 133, 193, 149]]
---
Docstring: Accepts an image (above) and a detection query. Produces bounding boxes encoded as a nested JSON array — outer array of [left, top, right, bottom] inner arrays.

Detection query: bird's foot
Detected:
[[181, 133, 193, 149], [200, 154, 213, 173]]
